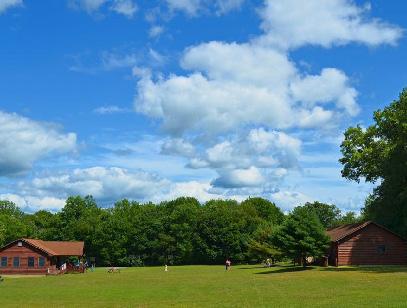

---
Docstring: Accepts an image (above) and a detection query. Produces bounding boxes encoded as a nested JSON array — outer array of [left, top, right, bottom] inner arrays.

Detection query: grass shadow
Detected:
[[255, 266, 313, 275], [238, 266, 270, 270], [322, 266, 407, 274]]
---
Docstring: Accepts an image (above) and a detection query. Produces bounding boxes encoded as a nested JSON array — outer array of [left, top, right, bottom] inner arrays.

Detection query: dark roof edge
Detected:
[[333, 221, 407, 243], [0, 238, 54, 256]]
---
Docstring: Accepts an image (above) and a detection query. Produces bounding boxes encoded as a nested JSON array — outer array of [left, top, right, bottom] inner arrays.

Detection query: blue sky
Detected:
[[0, 0, 406, 212]]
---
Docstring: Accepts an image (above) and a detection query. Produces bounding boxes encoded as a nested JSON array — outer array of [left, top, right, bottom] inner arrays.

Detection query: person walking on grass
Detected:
[[225, 259, 231, 271]]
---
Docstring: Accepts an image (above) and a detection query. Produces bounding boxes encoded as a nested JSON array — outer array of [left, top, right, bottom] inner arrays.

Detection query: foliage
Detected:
[[340, 89, 407, 236], [0, 195, 354, 266], [273, 206, 330, 267], [0, 200, 33, 246], [336, 211, 360, 225], [247, 223, 282, 263], [302, 201, 341, 228]]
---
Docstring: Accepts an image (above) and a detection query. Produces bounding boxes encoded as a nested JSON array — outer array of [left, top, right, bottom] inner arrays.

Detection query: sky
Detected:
[[0, 0, 406, 213]]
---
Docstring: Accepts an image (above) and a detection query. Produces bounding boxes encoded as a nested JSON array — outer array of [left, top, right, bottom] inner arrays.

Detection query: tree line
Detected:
[[0, 197, 358, 266]]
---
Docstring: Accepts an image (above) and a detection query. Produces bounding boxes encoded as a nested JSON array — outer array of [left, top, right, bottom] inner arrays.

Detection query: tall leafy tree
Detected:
[[58, 195, 106, 262], [336, 211, 360, 225], [0, 200, 32, 245], [273, 206, 330, 267], [340, 89, 407, 236], [302, 202, 341, 228], [196, 200, 246, 264], [159, 197, 200, 264], [26, 210, 61, 240], [248, 223, 281, 264], [240, 197, 284, 225]]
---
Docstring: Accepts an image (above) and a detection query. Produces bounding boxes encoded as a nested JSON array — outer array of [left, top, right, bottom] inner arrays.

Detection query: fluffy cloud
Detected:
[[30, 167, 171, 202], [135, 41, 359, 135], [161, 138, 196, 157], [0, 111, 77, 176], [188, 129, 300, 171], [291, 68, 359, 116], [212, 167, 265, 188], [136, 0, 402, 135], [12, 167, 215, 208], [258, 0, 403, 49], [69, 0, 137, 17], [110, 0, 137, 18], [0, 0, 22, 14], [0, 194, 66, 212], [182, 129, 300, 188]]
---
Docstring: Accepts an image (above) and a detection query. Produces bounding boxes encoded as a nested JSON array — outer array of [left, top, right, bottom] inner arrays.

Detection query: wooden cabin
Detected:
[[0, 238, 84, 275], [327, 221, 407, 266]]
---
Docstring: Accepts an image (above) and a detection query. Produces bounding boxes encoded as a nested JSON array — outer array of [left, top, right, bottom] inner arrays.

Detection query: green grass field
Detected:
[[2, 264, 407, 307]]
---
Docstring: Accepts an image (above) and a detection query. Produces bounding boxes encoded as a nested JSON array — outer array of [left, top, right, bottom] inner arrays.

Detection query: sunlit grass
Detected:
[[1, 264, 407, 307]]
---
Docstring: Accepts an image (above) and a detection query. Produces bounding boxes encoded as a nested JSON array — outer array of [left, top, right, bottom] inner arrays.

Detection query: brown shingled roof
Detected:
[[326, 221, 407, 242], [22, 239, 84, 256], [326, 221, 371, 242]]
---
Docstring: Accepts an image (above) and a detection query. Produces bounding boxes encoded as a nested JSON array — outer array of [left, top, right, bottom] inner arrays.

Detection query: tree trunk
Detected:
[[302, 256, 307, 268]]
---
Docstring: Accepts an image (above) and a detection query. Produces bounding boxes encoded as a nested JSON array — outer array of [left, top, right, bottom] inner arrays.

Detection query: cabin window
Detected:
[[17, 241, 23, 247], [377, 245, 386, 254], [1, 257, 7, 267], [38, 257, 45, 267], [13, 257, 20, 267], [28, 257, 35, 267]]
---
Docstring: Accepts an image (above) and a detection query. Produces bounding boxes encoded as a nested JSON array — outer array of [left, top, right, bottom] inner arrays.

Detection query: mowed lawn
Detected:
[[2, 265, 407, 307]]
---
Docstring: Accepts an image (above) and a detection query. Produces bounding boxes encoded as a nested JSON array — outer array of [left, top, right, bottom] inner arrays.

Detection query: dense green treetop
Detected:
[[302, 202, 341, 229], [340, 89, 407, 236], [273, 206, 330, 267]]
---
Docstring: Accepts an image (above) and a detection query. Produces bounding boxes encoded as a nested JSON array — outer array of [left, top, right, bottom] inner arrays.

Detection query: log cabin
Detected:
[[0, 238, 84, 275], [327, 221, 407, 266]]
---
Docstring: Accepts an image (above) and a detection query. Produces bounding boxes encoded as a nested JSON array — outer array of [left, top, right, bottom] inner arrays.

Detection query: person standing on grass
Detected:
[[225, 259, 231, 271]]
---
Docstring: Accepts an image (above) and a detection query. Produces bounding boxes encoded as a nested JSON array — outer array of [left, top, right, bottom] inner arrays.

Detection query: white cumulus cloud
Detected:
[[135, 42, 357, 135], [0, 193, 66, 212], [30, 167, 171, 202], [0, 111, 77, 176], [258, 0, 403, 50], [212, 166, 265, 188], [161, 138, 196, 157]]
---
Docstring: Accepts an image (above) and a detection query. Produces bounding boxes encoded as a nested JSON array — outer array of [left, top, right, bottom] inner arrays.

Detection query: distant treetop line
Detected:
[[0, 196, 358, 266]]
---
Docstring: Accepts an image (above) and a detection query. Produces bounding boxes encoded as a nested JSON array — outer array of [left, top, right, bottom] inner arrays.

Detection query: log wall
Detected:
[[0, 241, 51, 274], [337, 224, 407, 266]]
